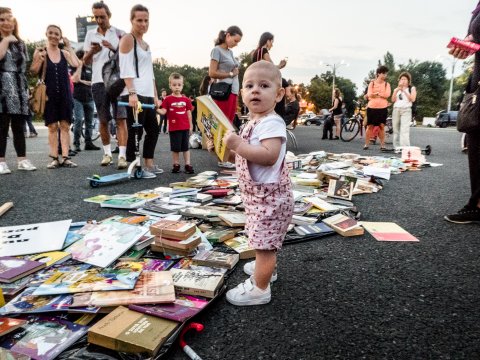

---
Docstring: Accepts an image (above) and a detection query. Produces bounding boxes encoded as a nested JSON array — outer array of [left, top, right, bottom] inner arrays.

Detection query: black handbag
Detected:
[[209, 82, 232, 101], [457, 77, 480, 133]]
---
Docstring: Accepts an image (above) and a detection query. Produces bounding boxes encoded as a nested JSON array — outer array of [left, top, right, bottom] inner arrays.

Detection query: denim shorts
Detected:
[[92, 83, 127, 123]]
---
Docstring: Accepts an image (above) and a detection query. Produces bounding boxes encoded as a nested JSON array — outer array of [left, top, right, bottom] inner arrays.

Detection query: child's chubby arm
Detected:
[[224, 131, 282, 166]]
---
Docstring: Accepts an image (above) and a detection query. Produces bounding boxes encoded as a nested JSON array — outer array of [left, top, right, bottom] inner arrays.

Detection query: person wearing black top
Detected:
[[71, 49, 99, 151], [445, 2, 480, 224], [283, 84, 299, 128], [328, 88, 343, 140]]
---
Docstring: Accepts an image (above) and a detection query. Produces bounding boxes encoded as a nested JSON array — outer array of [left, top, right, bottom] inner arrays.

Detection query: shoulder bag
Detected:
[[29, 59, 48, 116], [457, 77, 480, 133], [209, 49, 236, 101]]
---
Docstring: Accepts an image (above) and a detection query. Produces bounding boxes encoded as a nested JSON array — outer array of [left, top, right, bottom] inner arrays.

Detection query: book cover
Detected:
[[204, 189, 234, 198], [322, 214, 362, 236], [224, 236, 255, 259], [192, 250, 239, 269], [154, 232, 201, 250], [218, 213, 246, 227], [142, 258, 176, 271], [28, 263, 92, 288], [0, 315, 88, 360], [132, 233, 155, 250], [360, 222, 419, 242], [0, 275, 33, 299], [212, 195, 242, 205], [71, 271, 175, 307], [26, 251, 71, 268], [170, 268, 224, 298], [0, 348, 31, 360], [0, 257, 46, 283], [293, 222, 335, 237], [150, 244, 194, 257], [0, 220, 72, 257], [304, 197, 339, 212], [31, 266, 142, 296], [327, 178, 355, 201], [100, 197, 146, 209], [83, 194, 111, 204], [0, 287, 73, 315], [68, 222, 147, 267], [129, 294, 208, 322], [0, 317, 27, 336], [149, 220, 196, 240], [88, 306, 179, 356], [118, 248, 147, 261], [202, 228, 236, 244]]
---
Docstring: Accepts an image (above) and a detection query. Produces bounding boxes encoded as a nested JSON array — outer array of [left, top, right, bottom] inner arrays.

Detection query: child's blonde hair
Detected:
[[169, 72, 184, 82], [243, 60, 282, 88]]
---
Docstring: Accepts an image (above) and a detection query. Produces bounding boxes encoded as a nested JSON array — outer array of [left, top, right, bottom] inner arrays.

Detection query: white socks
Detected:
[[103, 145, 112, 157], [119, 146, 126, 158]]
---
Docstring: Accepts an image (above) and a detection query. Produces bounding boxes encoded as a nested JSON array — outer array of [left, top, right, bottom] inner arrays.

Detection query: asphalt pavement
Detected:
[[1, 124, 478, 359]]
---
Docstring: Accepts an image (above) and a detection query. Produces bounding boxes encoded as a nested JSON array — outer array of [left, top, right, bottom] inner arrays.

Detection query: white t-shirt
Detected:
[[247, 114, 287, 183], [83, 26, 125, 84], [119, 44, 154, 97], [394, 87, 414, 108]]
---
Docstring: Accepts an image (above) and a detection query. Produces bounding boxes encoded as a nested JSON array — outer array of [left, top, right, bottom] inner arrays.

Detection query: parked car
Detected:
[[303, 109, 331, 126], [297, 112, 316, 125], [435, 110, 458, 128]]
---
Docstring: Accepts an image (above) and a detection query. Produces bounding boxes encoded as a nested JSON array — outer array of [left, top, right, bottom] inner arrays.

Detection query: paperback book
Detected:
[[224, 236, 255, 259], [26, 251, 71, 268], [192, 250, 239, 269], [322, 213, 364, 237], [0, 257, 46, 283], [170, 268, 224, 298], [218, 213, 246, 227], [360, 222, 419, 242], [293, 222, 336, 237], [0, 317, 27, 336], [149, 220, 196, 240], [0, 287, 72, 315]]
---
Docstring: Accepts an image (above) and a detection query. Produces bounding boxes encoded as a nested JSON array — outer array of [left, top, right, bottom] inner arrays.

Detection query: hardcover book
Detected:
[[67, 222, 147, 267], [0, 315, 88, 360], [218, 213, 246, 227], [149, 220, 196, 240], [224, 236, 255, 259], [293, 222, 336, 237], [170, 268, 224, 298], [154, 232, 202, 251], [71, 271, 175, 307], [129, 294, 208, 322], [0, 257, 46, 283], [322, 213, 364, 237], [88, 306, 179, 356], [192, 250, 239, 269], [0, 317, 27, 336]]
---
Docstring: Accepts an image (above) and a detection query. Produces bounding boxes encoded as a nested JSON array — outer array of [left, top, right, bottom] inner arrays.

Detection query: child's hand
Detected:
[[224, 131, 242, 151]]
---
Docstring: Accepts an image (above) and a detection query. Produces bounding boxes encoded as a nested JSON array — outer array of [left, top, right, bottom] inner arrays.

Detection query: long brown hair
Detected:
[[0, 7, 21, 41], [214, 25, 242, 46]]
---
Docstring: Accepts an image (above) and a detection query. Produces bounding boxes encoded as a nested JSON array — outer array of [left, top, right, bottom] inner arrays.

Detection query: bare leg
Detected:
[[59, 121, 70, 157], [378, 123, 385, 148], [144, 158, 153, 168], [334, 117, 341, 137], [116, 119, 127, 147], [99, 121, 110, 145], [48, 123, 59, 157], [365, 125, 372, 147], [254, 250, 276, 290], [183, 150, 191, 165], [172, 151, 180, 165]]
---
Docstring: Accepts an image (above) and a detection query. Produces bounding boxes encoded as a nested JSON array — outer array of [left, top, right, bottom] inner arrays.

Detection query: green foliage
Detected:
[[153, 59, 208, 96]]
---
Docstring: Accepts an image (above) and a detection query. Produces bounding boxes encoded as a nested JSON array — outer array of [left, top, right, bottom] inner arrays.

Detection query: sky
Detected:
[[4, 0, 476, 91]]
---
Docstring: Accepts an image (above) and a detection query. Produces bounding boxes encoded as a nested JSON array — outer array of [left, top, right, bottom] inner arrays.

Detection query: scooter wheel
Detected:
[[90, 180, 99, 188], [425, 145, 432, 155], [134, 169, 143, 179]]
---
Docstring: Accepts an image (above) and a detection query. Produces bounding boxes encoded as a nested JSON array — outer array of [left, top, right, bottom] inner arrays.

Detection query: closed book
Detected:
[[204, 189, 234, 198], [150, 244, 193, 257], [27, 251, 71, 267], [133, 234, 155, 250], [202, 228, 236, 243], [171, 268, 224, 298], [154, 233, 201, 250], [100, 197, 146, 209], [149, 220, 196, 240], [218, 213, 246, 227], [88, 306, 178, 356], [0, 317, 27, 336], [322, 214, 364, 237], [0, 348, 30, 360], [192, 250, 239, 269], [0, 257, 46, 283], [118, 248, 147, 261], [293, 222, 335, 236], [224, 236, 255, 259], [129, 294, 208, 322]]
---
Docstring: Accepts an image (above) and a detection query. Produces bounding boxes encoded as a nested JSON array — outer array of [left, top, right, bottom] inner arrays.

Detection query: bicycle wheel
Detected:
[[340, 119, 360, 142], [81, 119, 101, 142]]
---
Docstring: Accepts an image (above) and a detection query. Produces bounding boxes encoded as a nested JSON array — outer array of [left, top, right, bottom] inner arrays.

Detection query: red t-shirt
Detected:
[[161, 95, 192, 131]]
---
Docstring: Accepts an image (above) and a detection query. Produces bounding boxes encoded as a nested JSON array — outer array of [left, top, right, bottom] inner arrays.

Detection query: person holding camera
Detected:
[[391, 72, 416, 150], [30, 25, 79, 169], [0, 8, 36, 174]]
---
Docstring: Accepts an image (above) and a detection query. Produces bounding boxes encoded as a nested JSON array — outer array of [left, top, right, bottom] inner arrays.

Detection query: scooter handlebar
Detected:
[[117, 101, 156, 109]]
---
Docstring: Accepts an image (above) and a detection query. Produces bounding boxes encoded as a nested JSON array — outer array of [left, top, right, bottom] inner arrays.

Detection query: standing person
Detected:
[[30, 25, 79, 169], [158, 88, 168, 134], [158, 73, 194, 174], [364, 66, 391, 150], [251, 32, 288, 118], [391, 72, 416, 150], [445, 2, 480, 224], [223, 61, 294, 306], [199, 75, 213, 96], [328, 88, 343, 140], [71, 49, 99, 152], [83, 1, 128, 169], [283, 84, 299, 129], [119, 4, 161, 179], [0, 8, 36, 174], [209, 25, 242, 168]]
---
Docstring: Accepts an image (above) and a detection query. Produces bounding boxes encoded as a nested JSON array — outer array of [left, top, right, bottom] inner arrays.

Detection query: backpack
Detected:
[[408, 85, 417, 117], [102, 33, 138, 100]]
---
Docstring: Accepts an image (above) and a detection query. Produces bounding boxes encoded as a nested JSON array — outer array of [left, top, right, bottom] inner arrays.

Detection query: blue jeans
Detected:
[[73, 98, 94, 145]]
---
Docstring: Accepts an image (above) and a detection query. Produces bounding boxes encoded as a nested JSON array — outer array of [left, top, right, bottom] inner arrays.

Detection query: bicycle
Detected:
[[71, 115, 101, 142], [340, 102, 366, 142]]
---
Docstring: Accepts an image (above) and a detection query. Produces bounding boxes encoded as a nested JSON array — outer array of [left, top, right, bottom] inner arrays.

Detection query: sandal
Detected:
[[47, 156, 60, 169], [61, 157, 78, 168]]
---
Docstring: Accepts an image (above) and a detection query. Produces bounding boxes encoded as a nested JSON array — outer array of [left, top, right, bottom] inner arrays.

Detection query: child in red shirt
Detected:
[[158, 73, 194, 173]]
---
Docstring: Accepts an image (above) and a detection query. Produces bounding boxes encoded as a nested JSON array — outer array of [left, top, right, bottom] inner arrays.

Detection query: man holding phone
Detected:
[[83, 1, 128, 169]]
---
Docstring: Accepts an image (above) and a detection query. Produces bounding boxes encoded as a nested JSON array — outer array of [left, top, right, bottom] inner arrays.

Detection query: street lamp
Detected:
[[447, 59, 458, 112], [323, 60, 348, 102]]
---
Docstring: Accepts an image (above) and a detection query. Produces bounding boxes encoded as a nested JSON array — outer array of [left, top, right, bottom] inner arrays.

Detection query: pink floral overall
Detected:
[[236, 116, 294, 251]]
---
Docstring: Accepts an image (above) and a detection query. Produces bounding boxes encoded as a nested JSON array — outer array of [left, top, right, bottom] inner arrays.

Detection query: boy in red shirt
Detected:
[[158, 73, 194, 173]]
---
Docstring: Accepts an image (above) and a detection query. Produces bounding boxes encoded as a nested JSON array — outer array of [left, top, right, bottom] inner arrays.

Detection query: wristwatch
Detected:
[[229, 71, 234, 78]]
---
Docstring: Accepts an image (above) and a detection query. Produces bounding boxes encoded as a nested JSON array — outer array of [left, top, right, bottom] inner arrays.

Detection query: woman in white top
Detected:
[[119, 4, 160, 179], [391, 72, 416, 149]]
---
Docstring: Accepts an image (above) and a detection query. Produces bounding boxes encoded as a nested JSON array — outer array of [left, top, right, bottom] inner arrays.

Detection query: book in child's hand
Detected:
[[447, 37, 480, 55]]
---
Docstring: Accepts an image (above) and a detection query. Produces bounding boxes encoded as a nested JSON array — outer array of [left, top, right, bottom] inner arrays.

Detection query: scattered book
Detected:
[[192, 250, 239, 269], [88, 306, 178, 356], [327, 178, 355, 201], [26, 251, 71, 268], [154, 232, 201, 251], [150, 244, 194, 258], [360, 222, 419, 242], [142, 258, 176, 271], [149, 220, 196, 240], [0, 274, 33, 300], [218, 213, 246, 227], [132, 233, 155, 250], [0, 257, 46, 283], [0, 348, 30, 360], [322, 213, 364, 237], [0, 315, 88, 360], [304, 197, 339, 212], [100, 197, 147, 209], [224, 236, 255, 259], [212, 195, 242, 206], [129, 294, 209, 322], [202, 228, 236, 244], [171, 268, 224, 298], [119, 248, 147, 261], [0, 287, 73, 315], [291, 215, 318, 226], [0, 317, 27, 336], [293, 222, 335, 237], [203, 189, 234, 198]]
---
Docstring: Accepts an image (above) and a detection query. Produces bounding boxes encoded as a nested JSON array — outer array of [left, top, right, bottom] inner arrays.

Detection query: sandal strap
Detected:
[[49, 155, 58, 160]]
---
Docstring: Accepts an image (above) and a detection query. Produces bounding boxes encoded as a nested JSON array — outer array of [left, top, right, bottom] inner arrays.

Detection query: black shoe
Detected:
[[185, 164, 195, 174], [112, 146, 120, 154], [444, 206, 480, 224], [68, 149, 77, 157], [333, 136, 340, 140], [172, 164, 181, 173], [321, 136, 327, 140], [74, 145, 82, 152], [85, 142, 100, 151]]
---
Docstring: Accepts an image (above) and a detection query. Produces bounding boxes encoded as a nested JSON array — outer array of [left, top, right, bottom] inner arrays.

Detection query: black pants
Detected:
[[159, 114, 167, 133], [322, 117, 333, 139], [0, 113, 26, 158], [466, 132, 480, 208], [123, 95, 159, 162]]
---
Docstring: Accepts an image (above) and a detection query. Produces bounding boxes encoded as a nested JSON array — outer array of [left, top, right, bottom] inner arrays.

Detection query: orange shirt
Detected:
[[367, 80, 391, 109]]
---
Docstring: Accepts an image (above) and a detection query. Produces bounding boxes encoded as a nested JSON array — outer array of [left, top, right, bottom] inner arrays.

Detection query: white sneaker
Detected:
[[147, 165, 164, 174], [243, 260, 278, 282], [226, 277, 271, 306], [141, 169, 157, 179], [218, 161, 235, 169], [17, 159, 37, 171], [0, 162, 11, 174]]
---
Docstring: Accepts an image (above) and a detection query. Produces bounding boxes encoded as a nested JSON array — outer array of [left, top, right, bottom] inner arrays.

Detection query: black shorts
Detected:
[[92, 83, 127, 123], [169, 130, 190, 152], [366, 107, 388, 126]]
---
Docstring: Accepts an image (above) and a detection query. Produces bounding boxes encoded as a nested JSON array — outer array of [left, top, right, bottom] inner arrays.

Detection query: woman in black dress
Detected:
[[30, 25, 79, 169]]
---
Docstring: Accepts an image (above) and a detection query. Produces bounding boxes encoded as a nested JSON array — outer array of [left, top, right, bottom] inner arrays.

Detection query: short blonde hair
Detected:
[[243, 60, 282, 88], [169, 72, 183, 82]]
